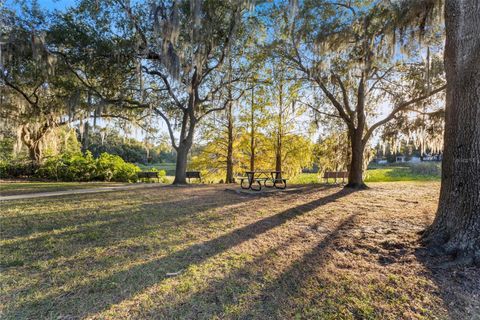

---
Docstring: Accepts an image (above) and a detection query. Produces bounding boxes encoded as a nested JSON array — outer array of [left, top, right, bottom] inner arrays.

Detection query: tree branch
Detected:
[[153, 108, 178, 150], [144, 67, 185, 110], [363, 84, 446, 143]]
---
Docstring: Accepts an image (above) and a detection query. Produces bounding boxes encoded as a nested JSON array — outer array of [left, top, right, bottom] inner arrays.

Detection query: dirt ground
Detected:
[[1, 182, 479, 319]]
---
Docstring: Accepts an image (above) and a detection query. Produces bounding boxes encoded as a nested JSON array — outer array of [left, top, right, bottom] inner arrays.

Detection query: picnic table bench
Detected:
[[323, 171, 348, 184], [238, 170, 288, 191], [137, 171, 160, 182]]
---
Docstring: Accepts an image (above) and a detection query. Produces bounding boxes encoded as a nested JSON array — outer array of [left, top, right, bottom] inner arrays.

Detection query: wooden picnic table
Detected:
[[240, 170, 287, 191]]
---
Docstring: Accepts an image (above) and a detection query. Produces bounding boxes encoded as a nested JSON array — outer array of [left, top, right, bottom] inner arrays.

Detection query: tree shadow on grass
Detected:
[[240, 214, 358, 319], [3, 187, 354, 319], [415, 248, 480, 319], [146, 214, 358, 319], [1, 188, 259, 268]]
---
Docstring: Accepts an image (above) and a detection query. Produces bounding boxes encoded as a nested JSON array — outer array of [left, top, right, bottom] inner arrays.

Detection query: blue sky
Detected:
[[5, 0, 76, 12]]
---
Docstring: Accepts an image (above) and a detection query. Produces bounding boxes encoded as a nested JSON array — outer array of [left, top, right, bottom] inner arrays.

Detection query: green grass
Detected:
[[289, 173, 322, 184], [2, 182, 471, 319], [290, 163, 441, 184], [136, 162, 176, 175], [365, 163, 441, 182], [0, 181, 126, 196]]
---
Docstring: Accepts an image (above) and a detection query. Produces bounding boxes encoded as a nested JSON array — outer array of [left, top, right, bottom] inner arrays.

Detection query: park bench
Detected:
[[186, 171, 202, 183], [323, 171, 348, 184], [137, 171, 160, 183]]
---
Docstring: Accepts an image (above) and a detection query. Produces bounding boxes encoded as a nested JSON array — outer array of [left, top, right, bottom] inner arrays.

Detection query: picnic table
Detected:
[[239, 170, 287, 191]]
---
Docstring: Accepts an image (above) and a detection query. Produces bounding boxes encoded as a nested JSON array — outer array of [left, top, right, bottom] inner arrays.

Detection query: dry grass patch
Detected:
[[1, 182, 479, 319]]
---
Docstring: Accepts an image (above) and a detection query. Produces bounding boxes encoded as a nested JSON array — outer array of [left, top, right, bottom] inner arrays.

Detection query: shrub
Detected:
[[95, 152, 140, 182], [410, 162, 441, 176], [0, 161, 39, 179], [33, 152, 140, 182], [36, 155, 66, 181]]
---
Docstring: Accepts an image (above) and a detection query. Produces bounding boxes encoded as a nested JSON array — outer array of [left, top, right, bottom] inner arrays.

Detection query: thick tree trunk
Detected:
[[346, 130, 367, 189], [423, 0, 480, 265], [27, 142, 42, 165], [173, 142, 190, 185], [20, 126, 43, 165], [226, 103, 234, 183]]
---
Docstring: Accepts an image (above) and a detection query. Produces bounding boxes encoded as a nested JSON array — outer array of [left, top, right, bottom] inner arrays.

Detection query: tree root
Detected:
[[344, 182, 369, 190], [420, 228, 480, 267]]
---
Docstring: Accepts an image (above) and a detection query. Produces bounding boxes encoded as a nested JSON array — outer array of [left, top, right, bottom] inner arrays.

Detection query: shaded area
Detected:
[[4, 182, 476, 320], [0, 182, 127, 196], [140, 214, 358, 319], [415, 249, 480, 319], [2, 187, 352, 319]]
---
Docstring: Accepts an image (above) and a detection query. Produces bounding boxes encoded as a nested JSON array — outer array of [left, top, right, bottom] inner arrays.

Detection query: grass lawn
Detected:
[[290, 163, 441, 184], [1, 182, 478, 319], [137, 162, 176, 176], [0, 181, 127, 196], [365, 166, 441, 182]]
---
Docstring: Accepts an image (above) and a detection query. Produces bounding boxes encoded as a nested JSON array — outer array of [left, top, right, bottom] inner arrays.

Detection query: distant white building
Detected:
[[410, 156, 421, 163]]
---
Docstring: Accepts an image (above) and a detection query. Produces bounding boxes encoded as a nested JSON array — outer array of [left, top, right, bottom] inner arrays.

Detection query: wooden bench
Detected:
[[138, 171, 160, 182], [186, 171, 202, 183], [323, 171, 348, 184]]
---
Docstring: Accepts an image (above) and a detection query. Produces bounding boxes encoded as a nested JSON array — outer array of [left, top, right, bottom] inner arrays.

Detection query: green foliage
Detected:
[[82, 128, 174, 164], [191, 130, 312, 182], [0, 137, 15, 162], [0, 160, 39, 179], [313, 132, 350, 173], [35, 152, 140, 182]]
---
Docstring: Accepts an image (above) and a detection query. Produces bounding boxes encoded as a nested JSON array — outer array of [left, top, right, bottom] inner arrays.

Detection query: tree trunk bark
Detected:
[[81, 122, 90, 153], [226, 102, 234, 183], [346, 130, 366, 189], [275, 143, 282, 173], [275, 130, 282, 178], [250, 87, 255, 172], [20, 126, 43, 165], [28, 142, 42, 165], [275, 83, 283, 178], [423, 0, 480, 265], [173, 142, 190, 185]]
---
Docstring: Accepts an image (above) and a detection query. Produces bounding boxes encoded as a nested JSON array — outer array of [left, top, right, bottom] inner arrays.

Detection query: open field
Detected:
[[136, 163, 176, 176], [0, 181, 128, 196], [289, 165, 440, 184], [365, 163, 441, 182], [1, 182, 478, 319]]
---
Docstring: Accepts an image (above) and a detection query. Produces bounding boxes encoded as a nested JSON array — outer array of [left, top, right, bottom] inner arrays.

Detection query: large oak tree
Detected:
[[274, 0, 446, 188], [422, 0, 480, 265]]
